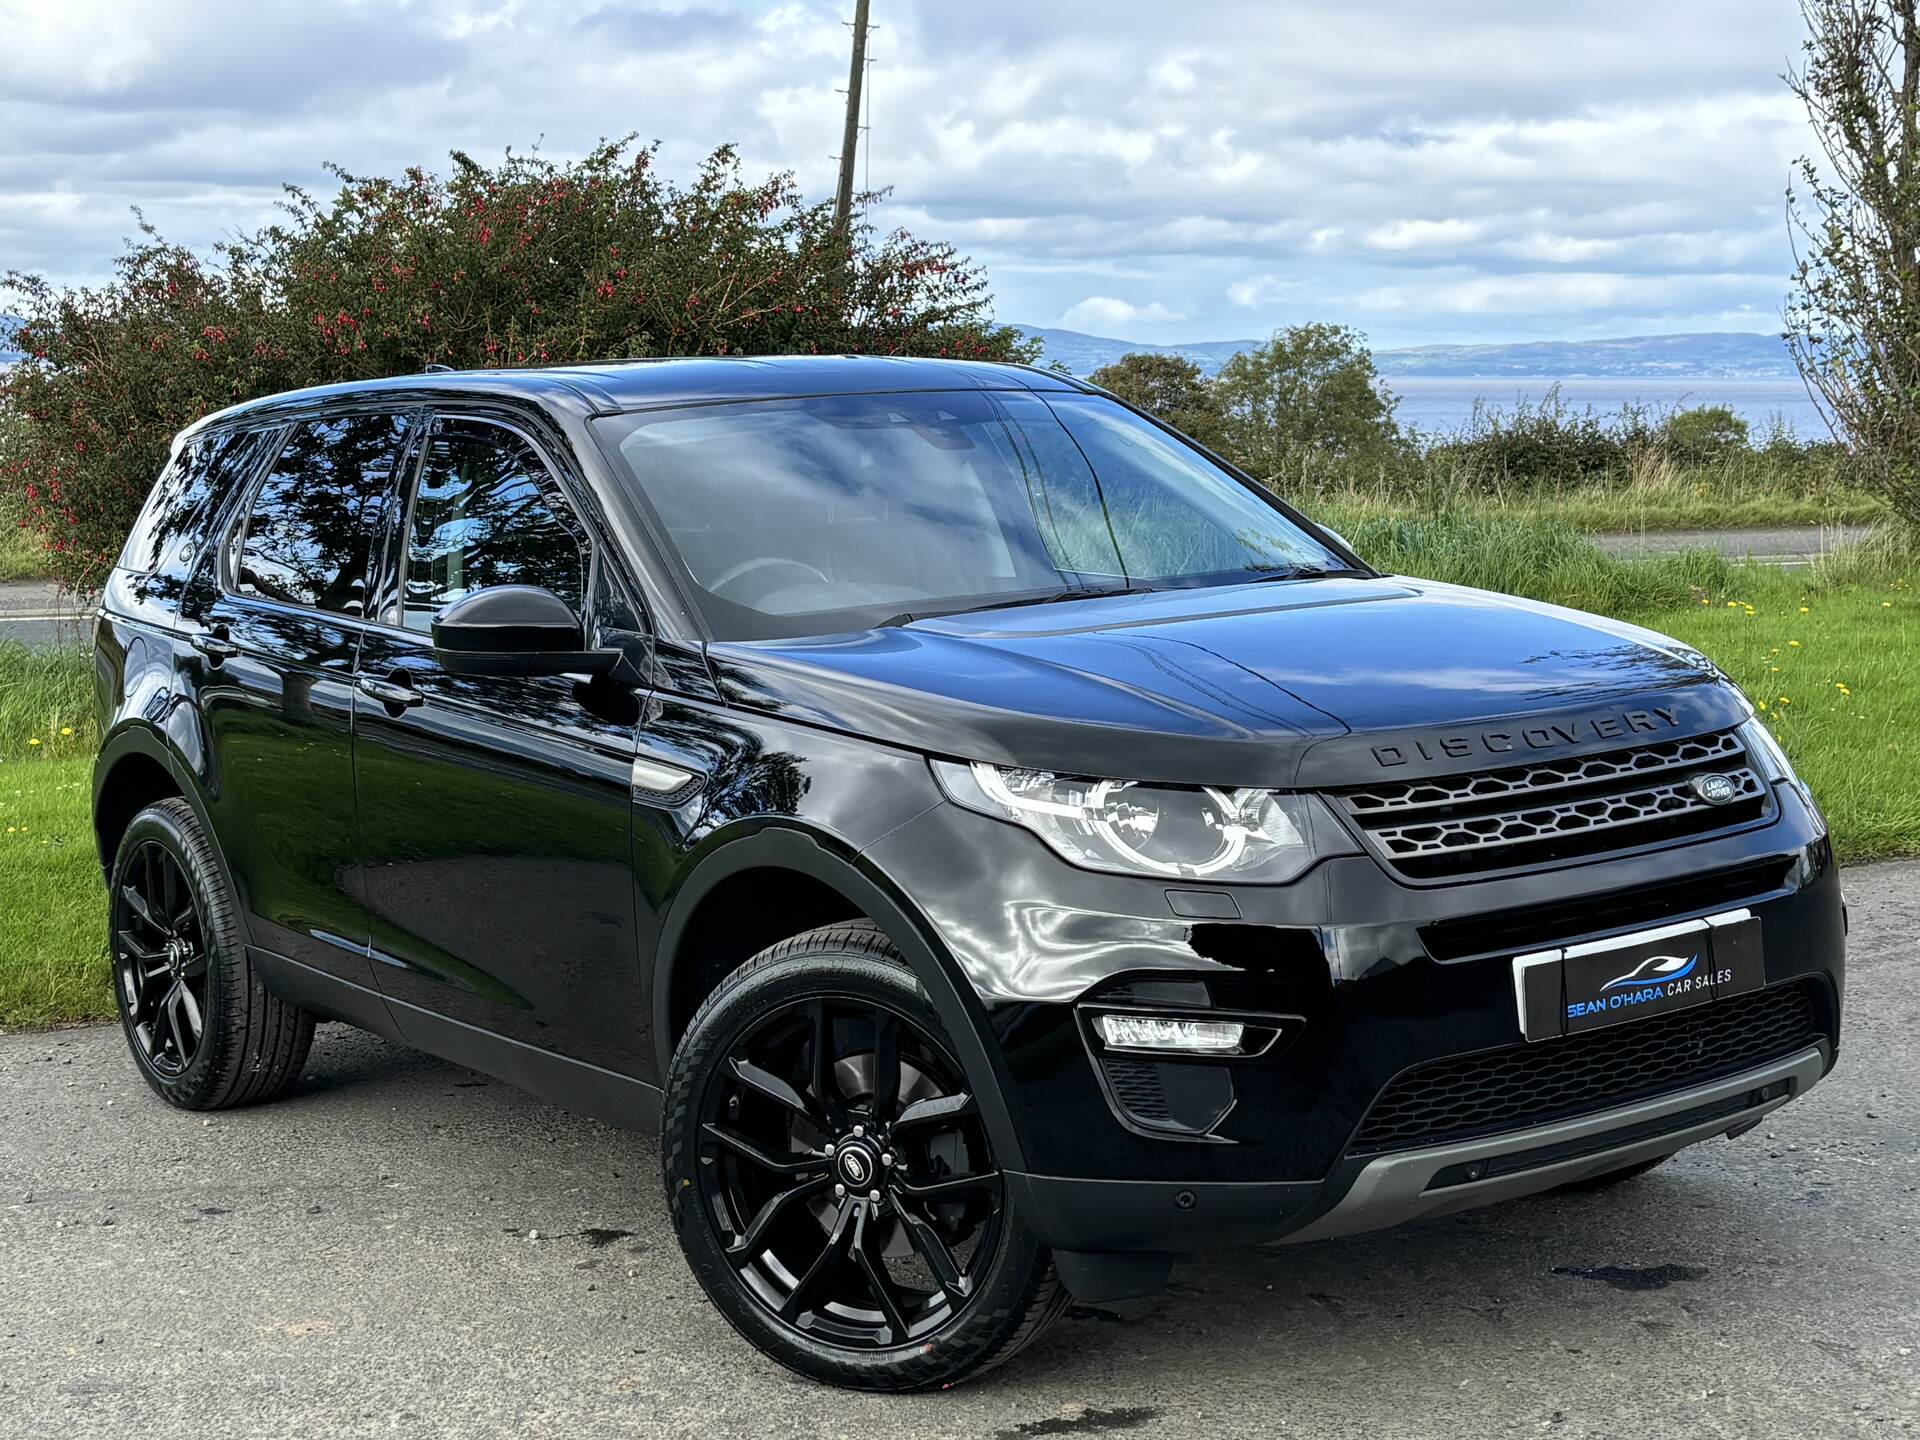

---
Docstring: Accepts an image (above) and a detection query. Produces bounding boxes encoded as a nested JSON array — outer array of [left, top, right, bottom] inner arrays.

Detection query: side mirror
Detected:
[[430, 585, 617, 678]]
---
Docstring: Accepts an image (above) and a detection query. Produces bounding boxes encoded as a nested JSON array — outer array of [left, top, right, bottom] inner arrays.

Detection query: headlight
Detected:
[[932, 761, 1331, 883], [1738, 717, 1825, 833], [1737, 716, 1798, 783]]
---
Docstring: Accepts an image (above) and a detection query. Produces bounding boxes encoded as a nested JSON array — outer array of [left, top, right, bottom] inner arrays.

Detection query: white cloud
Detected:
[[1058, 296, 1186, 331], [0, 0, 1821, 346], [1354, 271, 1773, 315], [1150, 55, 1198, 93], [1227, 274, 1303, 308], [1364, 218, 1488, 252]]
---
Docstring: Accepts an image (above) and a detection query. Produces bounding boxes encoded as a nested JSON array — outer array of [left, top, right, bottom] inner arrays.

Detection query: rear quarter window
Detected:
[[118, 427, 275, 576]]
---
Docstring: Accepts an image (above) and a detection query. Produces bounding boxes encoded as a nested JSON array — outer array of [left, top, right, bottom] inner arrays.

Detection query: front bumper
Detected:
[[1008, 1041, 1826, 1253], [861, 779, 1846, 1268]]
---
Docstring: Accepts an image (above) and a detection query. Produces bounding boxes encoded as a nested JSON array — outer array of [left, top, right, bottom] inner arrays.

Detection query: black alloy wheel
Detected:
[[665, 924, 1066, 1390], [108, 798, 315, 1109], [698, 994, 1004, 1349], [113, 839, 210, 1077]]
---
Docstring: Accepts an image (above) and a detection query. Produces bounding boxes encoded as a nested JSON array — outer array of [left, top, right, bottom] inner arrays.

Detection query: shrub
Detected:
[[1422, 386, 1637, 491], [0, 139, 1033, 592], [1659, 405, 1749, 467]]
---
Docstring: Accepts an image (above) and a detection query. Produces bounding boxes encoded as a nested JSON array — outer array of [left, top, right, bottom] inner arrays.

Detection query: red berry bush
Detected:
[[1, 139, 1033, 592]]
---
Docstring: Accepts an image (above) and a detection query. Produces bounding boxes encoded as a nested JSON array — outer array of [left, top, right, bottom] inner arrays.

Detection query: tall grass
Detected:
[[1323, 512, 1734, 614], [0, 517, 49, 582], [0, 642, 94, 756]]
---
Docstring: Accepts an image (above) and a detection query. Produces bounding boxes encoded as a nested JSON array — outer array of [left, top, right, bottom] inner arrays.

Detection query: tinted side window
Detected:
[[400, 420, 585, 631], [236, 413, 410, 615], [120, 427, 274, 575]]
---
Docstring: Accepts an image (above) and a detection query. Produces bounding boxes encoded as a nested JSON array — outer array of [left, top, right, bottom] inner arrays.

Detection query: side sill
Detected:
[[251, 946, 404, 1041], [249, 947, 663, 1134]]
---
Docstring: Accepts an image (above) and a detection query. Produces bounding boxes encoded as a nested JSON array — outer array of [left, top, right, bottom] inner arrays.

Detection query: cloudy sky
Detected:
[[2, 0, 1818, 349]]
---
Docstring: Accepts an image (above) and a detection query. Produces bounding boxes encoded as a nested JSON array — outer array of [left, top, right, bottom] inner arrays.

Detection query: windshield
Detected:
[[596, 389, 1353, 641]]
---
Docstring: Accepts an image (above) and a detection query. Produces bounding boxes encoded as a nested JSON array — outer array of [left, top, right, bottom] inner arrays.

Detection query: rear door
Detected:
[[179, 409, 417, 987], [349, 412, 651, 1073]]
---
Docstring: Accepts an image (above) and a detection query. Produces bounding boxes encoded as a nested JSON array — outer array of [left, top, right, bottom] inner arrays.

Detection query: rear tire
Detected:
[[662, 922, 1067, 1391], [109, 798, 315, 1110]]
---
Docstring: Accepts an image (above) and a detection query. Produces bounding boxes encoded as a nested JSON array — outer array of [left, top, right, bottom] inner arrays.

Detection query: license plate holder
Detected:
[[1513, 910, 1764, 1042]]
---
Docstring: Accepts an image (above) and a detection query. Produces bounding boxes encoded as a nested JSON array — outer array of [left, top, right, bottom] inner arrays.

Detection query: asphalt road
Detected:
[[1592, 525, 1876, 568], [0, 582, 90, 651], [2, 862, 1916, 1440]]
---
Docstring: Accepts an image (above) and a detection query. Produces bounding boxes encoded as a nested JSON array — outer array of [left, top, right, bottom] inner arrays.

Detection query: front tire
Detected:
[[108, 798, 314, 1110], [662, 922, 1066, 1391]]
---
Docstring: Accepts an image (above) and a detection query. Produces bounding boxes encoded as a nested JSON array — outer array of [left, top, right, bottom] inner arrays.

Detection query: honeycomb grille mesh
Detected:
[[1351, 982, 1820, 1154], [1335, 729, 1766, 877], [1343, 731, 1747, 815], [1369, 767, 1764, 860]]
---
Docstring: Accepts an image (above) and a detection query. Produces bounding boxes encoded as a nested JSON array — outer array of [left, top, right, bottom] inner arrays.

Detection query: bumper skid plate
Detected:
[[1281, 1043, 1826, 1244]]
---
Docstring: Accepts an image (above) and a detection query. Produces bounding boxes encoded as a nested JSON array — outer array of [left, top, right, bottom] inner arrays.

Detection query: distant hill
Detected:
[[1016, 327, 1259, 377], [1015, 326, 1798, 380], [0, 313, 20, 365]]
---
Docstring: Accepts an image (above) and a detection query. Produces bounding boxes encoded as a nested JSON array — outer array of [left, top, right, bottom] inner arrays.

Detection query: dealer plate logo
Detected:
[[1600, 952, 1698, 993]]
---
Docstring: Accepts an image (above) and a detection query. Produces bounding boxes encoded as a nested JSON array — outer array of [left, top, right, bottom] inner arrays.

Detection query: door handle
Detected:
[[190, 628, 238, 662], [356, 675, 425, 709]]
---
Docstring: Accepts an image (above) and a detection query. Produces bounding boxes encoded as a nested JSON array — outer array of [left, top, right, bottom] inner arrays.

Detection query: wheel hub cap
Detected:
[[832, 1136, 883, 1191]]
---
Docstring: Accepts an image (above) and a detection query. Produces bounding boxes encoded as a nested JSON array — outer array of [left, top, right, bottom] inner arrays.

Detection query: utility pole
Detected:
[[832, 0, 871, 239]]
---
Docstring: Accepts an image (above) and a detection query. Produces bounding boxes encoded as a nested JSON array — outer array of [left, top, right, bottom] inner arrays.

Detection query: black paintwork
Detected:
[[90, 356, 1845, 1278]]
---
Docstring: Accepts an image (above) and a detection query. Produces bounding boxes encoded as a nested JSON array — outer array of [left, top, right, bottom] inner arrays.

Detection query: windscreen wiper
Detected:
[[878, 584, 1149, 629], [1241, 564, 1372, 583]]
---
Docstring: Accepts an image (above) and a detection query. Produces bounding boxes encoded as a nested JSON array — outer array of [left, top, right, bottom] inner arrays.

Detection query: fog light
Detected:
[[1092, 1014, 1247, 1053]]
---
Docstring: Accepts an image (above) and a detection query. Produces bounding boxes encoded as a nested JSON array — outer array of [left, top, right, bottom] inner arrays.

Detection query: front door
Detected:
[[181, 410, 416, 987], [349, 414, 649, 1074]]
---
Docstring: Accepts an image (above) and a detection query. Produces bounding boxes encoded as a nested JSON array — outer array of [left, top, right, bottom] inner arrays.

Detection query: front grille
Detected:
[[1350, 982, 1821, 1154], [1336, 730, 1769, 879]]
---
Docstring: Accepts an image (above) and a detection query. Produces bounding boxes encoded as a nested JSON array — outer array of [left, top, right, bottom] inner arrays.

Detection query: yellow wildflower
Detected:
[[1789, 640, 1801, 648], [26, 738, 40, 747], [59, 726, 72, 736]]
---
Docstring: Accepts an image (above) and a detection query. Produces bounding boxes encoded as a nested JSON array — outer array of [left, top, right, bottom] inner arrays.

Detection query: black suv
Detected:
[[92, 357, 1843, 1390]]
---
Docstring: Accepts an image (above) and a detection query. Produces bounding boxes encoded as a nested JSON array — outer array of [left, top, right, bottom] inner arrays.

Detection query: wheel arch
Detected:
[[92, 724, 242, 938], [652, 823, 1030, 1173]]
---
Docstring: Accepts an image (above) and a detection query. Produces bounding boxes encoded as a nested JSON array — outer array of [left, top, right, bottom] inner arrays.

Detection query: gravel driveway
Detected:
[[2, 861, 1915, 1439]]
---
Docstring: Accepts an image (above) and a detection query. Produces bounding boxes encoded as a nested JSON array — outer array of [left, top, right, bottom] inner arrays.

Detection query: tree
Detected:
[[1211, 323, 1402, 482], [1085, 352, 1227, 449], [1784, 0, 1920, 526], [1, 139, 1035, 592]]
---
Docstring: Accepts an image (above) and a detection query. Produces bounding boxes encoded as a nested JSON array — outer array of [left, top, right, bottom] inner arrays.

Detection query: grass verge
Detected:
[[1, 641, 105, 1026], [0, 526, 1913, 1028], [0, 756, 105, 1026]]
